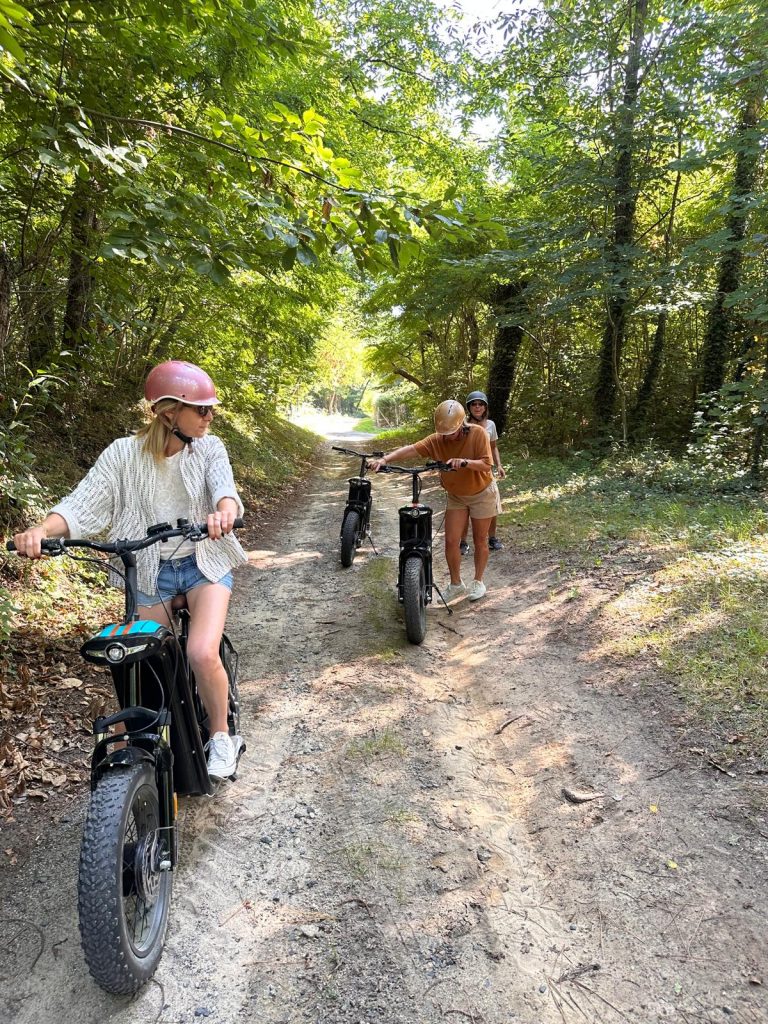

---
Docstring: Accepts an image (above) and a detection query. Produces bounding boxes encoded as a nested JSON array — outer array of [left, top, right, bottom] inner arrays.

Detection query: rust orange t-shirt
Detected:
[[412, 424, 493, 496]]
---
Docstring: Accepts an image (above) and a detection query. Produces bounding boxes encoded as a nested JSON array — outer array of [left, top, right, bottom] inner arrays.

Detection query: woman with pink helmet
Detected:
[[12, 360, 248, 780]]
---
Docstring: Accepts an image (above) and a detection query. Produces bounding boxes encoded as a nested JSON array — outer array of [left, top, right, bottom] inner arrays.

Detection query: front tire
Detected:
[[78, 765, 172, 994], [340, 510, 361, 567], [403, 556, 427, 645]]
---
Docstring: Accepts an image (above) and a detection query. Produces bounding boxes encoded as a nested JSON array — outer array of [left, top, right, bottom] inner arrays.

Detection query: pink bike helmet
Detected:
[[144, 360, 219, 406]]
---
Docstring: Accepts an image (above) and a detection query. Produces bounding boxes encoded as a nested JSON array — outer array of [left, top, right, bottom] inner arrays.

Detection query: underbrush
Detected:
[[497, 446, 768, 759], [500, 448, 768, 554]]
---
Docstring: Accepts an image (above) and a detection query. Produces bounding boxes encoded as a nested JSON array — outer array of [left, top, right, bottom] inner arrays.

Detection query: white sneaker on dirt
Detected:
[[443, 581, 466, 603], [206, 731, 237, 780], [467, 580, 487, 602]]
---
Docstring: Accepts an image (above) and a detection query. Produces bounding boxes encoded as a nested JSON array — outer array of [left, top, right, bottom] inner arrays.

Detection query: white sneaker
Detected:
[[443, 581, 466, 603], [468, 580, 487, 602], [206, 731, 237, 780]]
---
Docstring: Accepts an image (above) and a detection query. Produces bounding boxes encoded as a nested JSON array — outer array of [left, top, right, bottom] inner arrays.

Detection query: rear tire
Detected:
[[340, 510, 361, 567], [403, 556, 427, 645], [78, 764, 172, 994]]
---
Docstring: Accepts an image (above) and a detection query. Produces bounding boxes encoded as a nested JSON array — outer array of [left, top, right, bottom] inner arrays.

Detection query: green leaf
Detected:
[[0, 22, 24, 61], [281, 246, 297, 270]]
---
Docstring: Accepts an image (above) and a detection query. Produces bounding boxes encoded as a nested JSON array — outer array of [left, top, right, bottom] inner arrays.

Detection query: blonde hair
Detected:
[[136, 398, 183, 462]]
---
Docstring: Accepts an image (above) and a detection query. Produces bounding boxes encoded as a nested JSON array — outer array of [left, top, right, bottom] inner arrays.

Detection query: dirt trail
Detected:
[[2, 437, 767, 1024]]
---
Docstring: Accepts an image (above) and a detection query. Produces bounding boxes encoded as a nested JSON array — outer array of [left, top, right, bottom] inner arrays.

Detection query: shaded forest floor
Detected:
[[1, 431, 767, 1023]]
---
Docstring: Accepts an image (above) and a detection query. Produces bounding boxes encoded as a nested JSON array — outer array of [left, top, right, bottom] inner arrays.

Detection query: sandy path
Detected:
[[2, 440, 767, 1024]]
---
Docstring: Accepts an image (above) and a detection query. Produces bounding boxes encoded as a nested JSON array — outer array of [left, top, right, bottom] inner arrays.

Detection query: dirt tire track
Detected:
[[2, 444, 767, 1023]]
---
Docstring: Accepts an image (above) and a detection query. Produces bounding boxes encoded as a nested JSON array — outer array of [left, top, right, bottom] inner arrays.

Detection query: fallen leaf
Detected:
[[649, 804, 658, 813], [666, 859, 678, 870], [60, 677, 84, 689]]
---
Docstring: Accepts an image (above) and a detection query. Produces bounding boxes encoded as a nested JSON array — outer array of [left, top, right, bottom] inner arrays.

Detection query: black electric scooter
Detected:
[[379, 462, 453, 644], [332, 446, 383, 566]]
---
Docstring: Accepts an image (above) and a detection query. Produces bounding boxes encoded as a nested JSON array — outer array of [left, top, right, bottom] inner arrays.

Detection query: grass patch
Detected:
[[340, 841, 405, 879], [359, 555, 402, 652], [603, 546, 768, 753], [346, 728, 406, 760], [498, 451, 768, 556], [353, 417, 378, 433], [382, 803, 418, 826]]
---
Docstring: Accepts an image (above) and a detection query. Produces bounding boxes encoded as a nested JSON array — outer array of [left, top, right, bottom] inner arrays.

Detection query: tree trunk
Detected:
[[629, 131, 684, 439], [62, 177, 97, 353], [699, 85, 765, 400], [593, 0, 648, 434], [487, 281, 527, 437], [465, 308, 480, 368], [0, 243, 11, 356]]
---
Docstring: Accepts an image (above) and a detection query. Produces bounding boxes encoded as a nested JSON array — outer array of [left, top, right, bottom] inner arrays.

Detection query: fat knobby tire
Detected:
[[403, 556, 427, 645], [340, 510, 361, 567], [78, 764, 172, 994]]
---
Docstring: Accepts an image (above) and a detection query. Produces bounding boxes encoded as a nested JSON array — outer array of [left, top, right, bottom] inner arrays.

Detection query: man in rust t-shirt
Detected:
[[369, 399, 501, 604]]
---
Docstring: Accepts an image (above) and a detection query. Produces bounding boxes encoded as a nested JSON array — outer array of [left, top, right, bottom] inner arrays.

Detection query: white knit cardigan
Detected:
[[51, 434, 248, 594]]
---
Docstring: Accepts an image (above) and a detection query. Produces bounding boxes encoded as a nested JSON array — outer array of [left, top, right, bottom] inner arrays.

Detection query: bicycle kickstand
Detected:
[[365, 530, 379, 556], [432, 582, 454, 615]]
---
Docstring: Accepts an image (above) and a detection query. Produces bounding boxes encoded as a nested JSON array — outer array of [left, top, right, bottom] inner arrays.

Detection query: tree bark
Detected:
[[699, 85, 765, 400], [629, 131, 684, 439], [0, 243, 11, 356], [487, 281, 527, 437], [593, 0, 648, 434], [62, 176, 97, 353], [465, 308, 480, 367]]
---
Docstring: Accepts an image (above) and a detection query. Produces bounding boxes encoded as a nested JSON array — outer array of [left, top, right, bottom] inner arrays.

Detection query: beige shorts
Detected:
[[445, 481, 502, 519]]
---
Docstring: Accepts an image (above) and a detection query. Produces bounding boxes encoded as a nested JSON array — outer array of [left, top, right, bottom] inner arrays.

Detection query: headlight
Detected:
[[106, 643, 127, 664], [409, 507, 421, 518]]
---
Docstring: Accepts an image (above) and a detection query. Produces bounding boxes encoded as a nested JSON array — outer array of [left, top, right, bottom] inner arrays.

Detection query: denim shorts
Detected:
[[137, 554, 233, 607]]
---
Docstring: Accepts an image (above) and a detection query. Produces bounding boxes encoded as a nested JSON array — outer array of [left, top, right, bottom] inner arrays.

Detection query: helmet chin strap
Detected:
[[172, 426, 194, 445]]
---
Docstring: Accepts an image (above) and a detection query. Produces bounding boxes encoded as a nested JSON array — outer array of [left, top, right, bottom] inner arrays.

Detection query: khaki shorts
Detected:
[[445, 481, 502, 519]]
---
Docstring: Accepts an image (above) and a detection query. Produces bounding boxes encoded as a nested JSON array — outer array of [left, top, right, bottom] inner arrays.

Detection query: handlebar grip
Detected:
[[6, 538, 65, 553], [233, 517, 245, 529]]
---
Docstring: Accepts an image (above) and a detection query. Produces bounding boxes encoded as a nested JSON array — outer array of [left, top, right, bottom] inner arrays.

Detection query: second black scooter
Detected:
[[332, 446, 383, 566]]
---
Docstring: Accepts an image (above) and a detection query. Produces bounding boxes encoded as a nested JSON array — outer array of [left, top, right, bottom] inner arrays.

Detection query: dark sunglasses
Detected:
[[184, 404, 215, 417]]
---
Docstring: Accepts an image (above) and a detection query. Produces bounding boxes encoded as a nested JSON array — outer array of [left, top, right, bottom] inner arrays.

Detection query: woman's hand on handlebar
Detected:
[[11, 525, 48, 559], [207, 502, 238, 540], [12, 513, 70, 558], [367, 458, 387, 473]]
